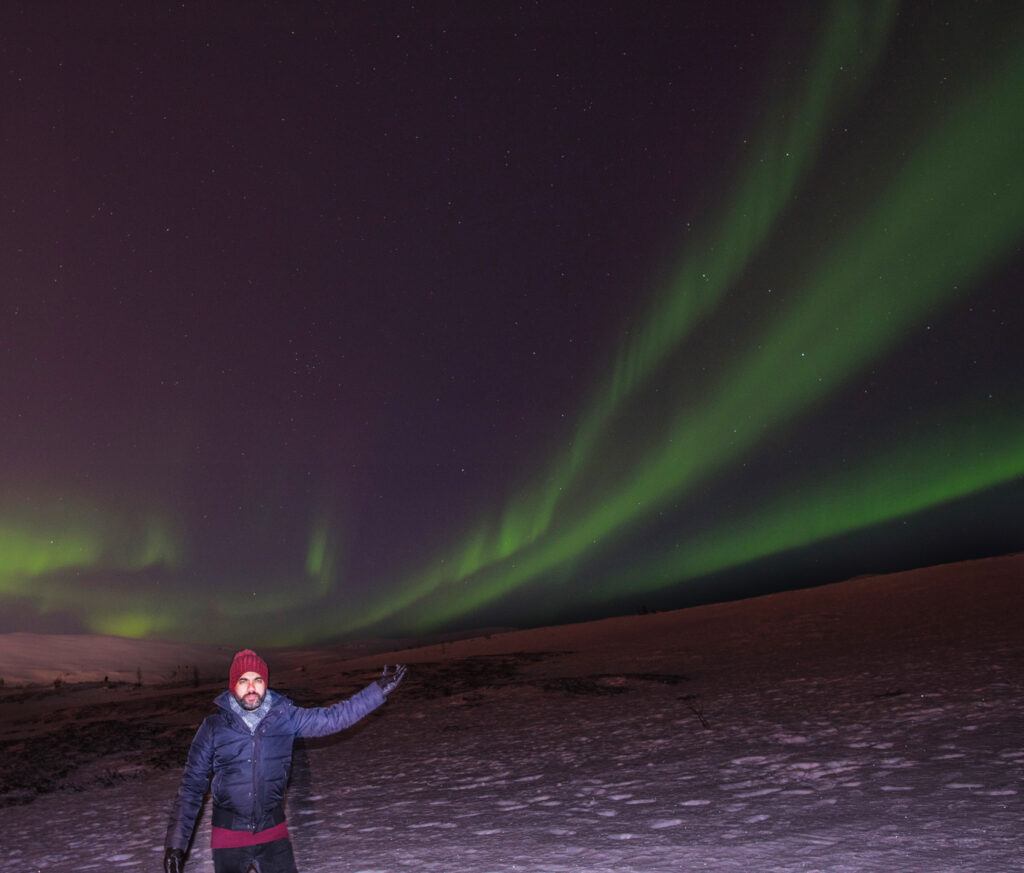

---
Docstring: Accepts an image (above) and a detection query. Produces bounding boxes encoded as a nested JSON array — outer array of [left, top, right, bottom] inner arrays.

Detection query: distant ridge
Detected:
[[0, 553, 1020, 686]]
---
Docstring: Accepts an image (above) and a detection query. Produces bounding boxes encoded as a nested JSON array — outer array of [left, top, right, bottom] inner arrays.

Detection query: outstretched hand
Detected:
[[377, 664, 407, 696]]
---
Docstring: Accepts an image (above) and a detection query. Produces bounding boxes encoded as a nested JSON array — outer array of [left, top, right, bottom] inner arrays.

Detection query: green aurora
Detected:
[[4, 2, 1023, 644], [309, 3, 1024, 639]]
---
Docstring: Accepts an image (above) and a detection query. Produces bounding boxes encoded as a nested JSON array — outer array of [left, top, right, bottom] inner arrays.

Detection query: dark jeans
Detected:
[[212, 838, 298, 873]]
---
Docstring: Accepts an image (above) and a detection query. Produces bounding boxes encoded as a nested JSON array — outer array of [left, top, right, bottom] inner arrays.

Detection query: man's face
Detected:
[[233, 671, 267, 711]]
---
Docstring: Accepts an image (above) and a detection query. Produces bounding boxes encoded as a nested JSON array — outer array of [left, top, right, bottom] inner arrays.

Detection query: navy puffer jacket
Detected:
[[166, 682, 385, 851]]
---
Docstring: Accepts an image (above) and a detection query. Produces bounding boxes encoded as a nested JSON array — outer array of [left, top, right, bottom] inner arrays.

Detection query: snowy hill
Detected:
[[2, 554, 1022, 872]]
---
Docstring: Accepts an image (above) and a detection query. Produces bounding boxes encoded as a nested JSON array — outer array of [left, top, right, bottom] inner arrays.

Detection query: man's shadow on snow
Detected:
[[285, 712, 382, 857]]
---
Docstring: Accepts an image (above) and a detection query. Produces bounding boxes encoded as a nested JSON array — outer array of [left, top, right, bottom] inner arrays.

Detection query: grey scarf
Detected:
[[229, 689, 273, 733]]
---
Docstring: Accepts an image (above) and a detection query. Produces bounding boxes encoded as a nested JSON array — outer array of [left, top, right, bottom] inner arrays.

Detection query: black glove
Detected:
[[377, 664, 407, 696], [163, 848, 185, 873]]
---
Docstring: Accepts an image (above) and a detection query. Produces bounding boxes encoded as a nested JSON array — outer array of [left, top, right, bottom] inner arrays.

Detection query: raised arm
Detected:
[[294, 665, 408, 739]]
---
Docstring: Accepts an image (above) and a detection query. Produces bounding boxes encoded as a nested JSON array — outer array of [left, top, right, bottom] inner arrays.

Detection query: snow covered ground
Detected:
[[3, 555, 1022, 872]]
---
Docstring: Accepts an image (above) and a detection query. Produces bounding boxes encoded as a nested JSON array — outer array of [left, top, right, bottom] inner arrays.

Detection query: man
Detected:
[[163, 649, 406, 873]]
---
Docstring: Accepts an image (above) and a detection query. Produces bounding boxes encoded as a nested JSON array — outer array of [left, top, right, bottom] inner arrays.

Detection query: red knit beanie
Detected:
[[229, 649, 268, 690]]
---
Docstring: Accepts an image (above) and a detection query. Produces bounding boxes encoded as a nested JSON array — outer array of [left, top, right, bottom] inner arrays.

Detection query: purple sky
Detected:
[[2, 2, 1023, 643]]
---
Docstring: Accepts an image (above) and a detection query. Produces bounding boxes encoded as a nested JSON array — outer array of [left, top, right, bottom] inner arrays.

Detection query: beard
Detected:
[[235, 689, 266, 711]]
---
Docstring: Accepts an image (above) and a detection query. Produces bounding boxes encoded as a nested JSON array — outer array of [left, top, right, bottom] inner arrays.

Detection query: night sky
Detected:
[[3, 2, 1023, 646]]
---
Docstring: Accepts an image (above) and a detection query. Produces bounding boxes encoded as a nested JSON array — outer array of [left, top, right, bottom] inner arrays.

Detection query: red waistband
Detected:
[[211, 820, 290, 849]]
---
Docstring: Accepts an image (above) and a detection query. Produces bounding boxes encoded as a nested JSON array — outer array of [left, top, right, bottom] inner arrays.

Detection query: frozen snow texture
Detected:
[[3, 555, 1023, 872]]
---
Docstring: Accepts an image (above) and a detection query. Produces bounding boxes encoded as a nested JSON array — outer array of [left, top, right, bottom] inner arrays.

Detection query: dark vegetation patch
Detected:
[[534, 672, 690, 696], [396, 652, 557, 700], [0, 686, 216, 808], [0, 652, 688, 806], [0, 718, 197, 807]]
